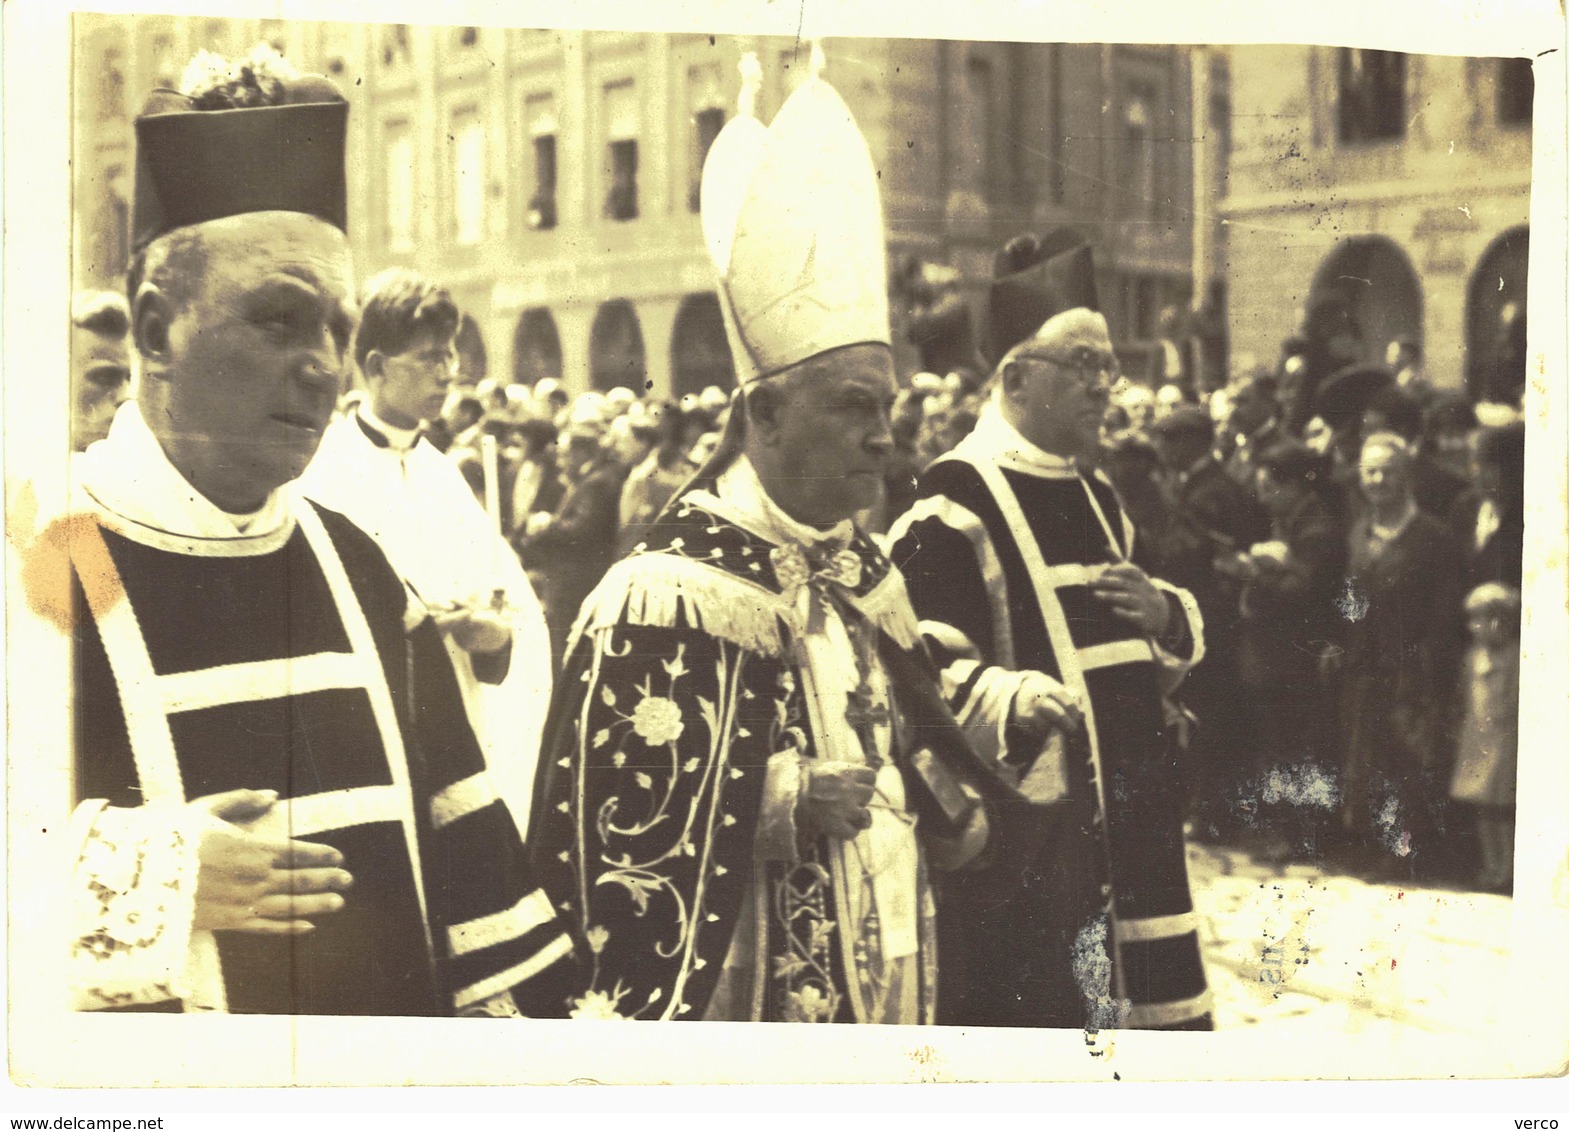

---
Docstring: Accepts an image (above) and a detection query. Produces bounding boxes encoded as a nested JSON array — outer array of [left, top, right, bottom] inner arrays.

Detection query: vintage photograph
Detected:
[[5, 0, 1566, 1095]]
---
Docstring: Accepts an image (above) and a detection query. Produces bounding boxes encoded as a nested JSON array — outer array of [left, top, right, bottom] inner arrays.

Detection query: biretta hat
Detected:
[[987, 229, 1099, 364], [700, 44, 891, 384], [131, 46, 349, 255]]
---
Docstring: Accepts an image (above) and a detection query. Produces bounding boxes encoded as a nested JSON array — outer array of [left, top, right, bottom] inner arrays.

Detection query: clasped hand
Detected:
[[797, 761, 878, 842], [189, 790, 353, 936], [1089, 562, 1170, 636]]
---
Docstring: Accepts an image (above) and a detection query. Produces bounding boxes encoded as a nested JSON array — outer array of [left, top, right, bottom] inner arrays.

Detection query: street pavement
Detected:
[[1188, 840, 1514, 1037]]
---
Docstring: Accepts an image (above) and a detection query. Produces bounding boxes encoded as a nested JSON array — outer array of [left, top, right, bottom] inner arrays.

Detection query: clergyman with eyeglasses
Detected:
[[889, 231, 1213, 1031], [299, 268, 556, 844]]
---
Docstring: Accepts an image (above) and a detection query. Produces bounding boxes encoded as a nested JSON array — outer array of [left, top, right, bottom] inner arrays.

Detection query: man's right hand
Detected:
[[1009, 673, 1083, 739], [797, 762, 877, 842], [188, 790, 353, 936]]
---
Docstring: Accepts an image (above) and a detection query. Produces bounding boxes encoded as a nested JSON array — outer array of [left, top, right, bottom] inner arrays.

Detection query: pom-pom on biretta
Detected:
[[180, 43, 301, 108], [131, 45, 349, 254]]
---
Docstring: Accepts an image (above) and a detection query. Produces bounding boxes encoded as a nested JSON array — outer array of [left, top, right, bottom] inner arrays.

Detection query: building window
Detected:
[[97, 46, 125, 121], [690, 107, 725, 212], [150, 33, 177, 88], [384, 122, 415, 253], [1048, 44, 1065, 204], [380, 25, 412, 69], [1123, 85, 1161, 222], [606, 140, 639, 221], [92, 165, 129, 282], [458, 26, 479, 48], [1498, 57, 1533, 126], [602, 80, 640, 222], [528, 135, 558, 230], [524, 94, 558, 230], [450, 106, 487, 246], [1337, 49, 1406, 143], [968, 57, 997, 194]]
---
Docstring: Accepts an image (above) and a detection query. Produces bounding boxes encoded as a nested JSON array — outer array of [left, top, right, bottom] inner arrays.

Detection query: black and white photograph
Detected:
[[4, 0, 1566, 1106]]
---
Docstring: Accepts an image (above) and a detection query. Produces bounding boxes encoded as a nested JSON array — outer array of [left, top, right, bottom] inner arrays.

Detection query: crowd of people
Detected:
[[40, 43, 1526, 1029]]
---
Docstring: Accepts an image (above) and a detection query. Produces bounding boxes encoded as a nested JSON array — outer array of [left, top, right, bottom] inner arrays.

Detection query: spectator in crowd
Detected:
[[1153, 381, 1188, 423], [505, 417, 562, 535], [300, 269, 556, 839], [1222, 441, 1346, 860], [70, 290, 134, 451], [1149, 405, 1271, 837], [1224, 373, 1285, 490], [1449, 583, 1521, 893], [1452, 422, 1526, 593], [617, 400, 698, 555], [1422, 393, 1480, 483], [1335, 432, 1466, 880], [534, 376, 570, 422], [1362, 385, 1470, 521], [1386, 336, 1434, 404], [518, 417, 626, 656]]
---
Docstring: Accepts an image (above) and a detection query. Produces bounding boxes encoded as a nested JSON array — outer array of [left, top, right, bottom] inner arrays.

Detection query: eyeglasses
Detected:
[[1014, 346, 1121, 386], [391, 347, 459, 375]]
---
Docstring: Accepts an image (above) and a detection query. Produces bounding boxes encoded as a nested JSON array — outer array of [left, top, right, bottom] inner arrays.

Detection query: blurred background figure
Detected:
[[1335, 432, 1465, 881], [1452, 421, 1526, 593], [1149, 405, 1269, 839], [1448, 583, 1521, 893], [1385, 335, 1434, 404], [516, 416, 625, 656], [70, 290, 133, 451], [618, 400, 698, 555], [1222, 441, 1346, 862]]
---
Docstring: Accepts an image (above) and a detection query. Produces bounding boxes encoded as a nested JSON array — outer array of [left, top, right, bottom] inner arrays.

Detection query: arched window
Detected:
[[513, 307, 562, 386], [1307, 236, 1423, 368], [670, 293, 734, 399], [1465, 226, 1530, 403], [589, 300, 646, 392]]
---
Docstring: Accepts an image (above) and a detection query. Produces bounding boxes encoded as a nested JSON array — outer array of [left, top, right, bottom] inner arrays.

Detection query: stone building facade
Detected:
[[1223, 46, 1533, 399], [73, 15, 1218, 396]]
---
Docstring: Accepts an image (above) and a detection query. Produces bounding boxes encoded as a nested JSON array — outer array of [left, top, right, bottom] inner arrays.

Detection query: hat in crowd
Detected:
[[1150, 404, 1214, 444], [132, 44, 348, 255], [700, 44, 890, 384], [1465, 582, 1522, 616], [1314, 363, 1395, 432], [987, 228, 1099, 365]]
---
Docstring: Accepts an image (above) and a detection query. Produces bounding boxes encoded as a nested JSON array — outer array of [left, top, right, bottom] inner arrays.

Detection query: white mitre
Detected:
[[700, 44, 891, 384]]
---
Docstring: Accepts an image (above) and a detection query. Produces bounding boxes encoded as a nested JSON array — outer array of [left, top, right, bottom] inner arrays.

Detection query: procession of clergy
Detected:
[[34, 44, 1211, 1027]]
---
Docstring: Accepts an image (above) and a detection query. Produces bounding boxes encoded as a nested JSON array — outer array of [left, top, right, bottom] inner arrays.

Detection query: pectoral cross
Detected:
[[842, 615, 890, 769]]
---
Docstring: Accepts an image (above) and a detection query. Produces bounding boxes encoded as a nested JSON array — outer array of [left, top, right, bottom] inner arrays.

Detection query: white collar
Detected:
[[714, 455, 855, 551], [74, 400, 294, 542], [1369, 501, 1418, 542], [357, 404, 425, 452], [952, 398, 1080, 478]]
